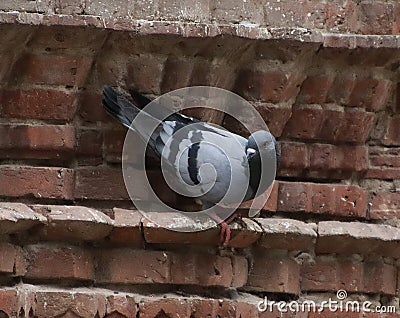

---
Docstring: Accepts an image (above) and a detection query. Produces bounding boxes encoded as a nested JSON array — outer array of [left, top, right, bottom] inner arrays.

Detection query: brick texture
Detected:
[[0, 2, 399, 315]]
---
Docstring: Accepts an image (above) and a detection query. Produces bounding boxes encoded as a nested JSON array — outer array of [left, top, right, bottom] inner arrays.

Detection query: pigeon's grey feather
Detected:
[[102, 85, 278, 207]]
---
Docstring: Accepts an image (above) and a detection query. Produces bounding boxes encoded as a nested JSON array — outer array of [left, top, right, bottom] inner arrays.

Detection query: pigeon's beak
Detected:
[[246, 147, 257, 159]]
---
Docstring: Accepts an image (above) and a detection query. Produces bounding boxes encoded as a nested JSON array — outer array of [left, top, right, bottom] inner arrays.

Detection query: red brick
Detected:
[[301, 0, 327, 29], [96, 249, 170, 284], [357, 2, 394, 35], [325, 1, 357, 32], [139, 298, 191, 318], [335, 110, 375, 143], [126, 54, 165, 94], [309, 143, 368, 172], [334, 185, 367, 218], [29, 26, 106, 51], [301, 257, 363, 292], [279, 142, 309, 170], [283, 105, 324, 140], [103, 128, 127, 163], [297, 74, 334, 104], [0, 166, 74, 200], [231, 256, 248, 288], [0, 243, 25, 276], [32, 205, 113, 242], [1, 89, 77, 120], [106, 294, 137, 318], [24, 244, 94, 281], [327, 73, 356, 105], [0, 289, 18, 318], [142, 212, 221, 246], [11, 53, 92, 86], [383, 115, 400, 146], [235, 69, 303, 103], [108, 208, 143, 247], [170, 253, 233, 287], [318, 107, 345, 141], [277, 181, 311, 212], [0, 124, 75, 158], [311, 184, 336, 215], [0, 202, 46, 235], [160, 56, 194, 93], [246, 250, 300, 294], [264, 1, 303, 27], [365, 168, 400, 180], [75, 167, 129, 201], [349, 78, 394, 111], [34, 290, 106, 318], [254, 103, 292, 137], [78, 90, 112, 123], [364, 261, 396, 295], [369, 192, 400, 220], [369, 147, 400, 168], [257, 218, 317, 250], [76, 128, 103, 158]]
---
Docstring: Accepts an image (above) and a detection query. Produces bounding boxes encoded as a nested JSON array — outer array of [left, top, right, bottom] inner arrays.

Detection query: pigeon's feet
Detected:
[[219, 221, 231, 246]]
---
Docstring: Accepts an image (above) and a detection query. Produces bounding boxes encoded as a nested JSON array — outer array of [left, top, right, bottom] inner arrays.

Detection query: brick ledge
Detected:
[[1, 12, 400, 48]]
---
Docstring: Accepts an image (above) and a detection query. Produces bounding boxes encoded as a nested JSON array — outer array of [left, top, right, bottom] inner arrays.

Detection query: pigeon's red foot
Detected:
[[219, 221, 231, 246]]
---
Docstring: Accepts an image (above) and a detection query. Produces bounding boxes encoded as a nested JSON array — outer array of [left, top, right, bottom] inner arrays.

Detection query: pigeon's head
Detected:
[[246, 130, 280, 166]]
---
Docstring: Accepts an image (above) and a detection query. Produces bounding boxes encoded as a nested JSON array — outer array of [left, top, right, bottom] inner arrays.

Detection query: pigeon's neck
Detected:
[[247, 153, 261, 200]]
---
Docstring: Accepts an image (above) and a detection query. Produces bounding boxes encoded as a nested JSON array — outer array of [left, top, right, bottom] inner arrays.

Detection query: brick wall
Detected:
[[0, 1, 400, 317]]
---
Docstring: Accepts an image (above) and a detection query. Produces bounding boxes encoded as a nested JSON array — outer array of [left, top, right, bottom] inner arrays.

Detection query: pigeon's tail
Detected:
[[102, 85, 140, 130]]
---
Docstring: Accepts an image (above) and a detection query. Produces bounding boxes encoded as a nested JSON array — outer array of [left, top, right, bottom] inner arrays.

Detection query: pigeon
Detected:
[[102, 85, 280, 245]]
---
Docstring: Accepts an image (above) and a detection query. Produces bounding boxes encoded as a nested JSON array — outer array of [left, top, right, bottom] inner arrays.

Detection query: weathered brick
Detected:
[[108, 208, 143, 246], [160, 56, 194, 93], [0, 166, 74, 200], [213, 0, 264, 25], [106, 294, 137, 318], [357, 1, 394, 35], [335, 109, 375, 143], [126, 54, 166, 94], [1, 89, 77, 120], [103, 128, 127, 163], [383, 115, 400, 146], [327, 73, 356, 105], [257, 218, 317, 251], [363, 261, 396, 295], [235, 68, 303, 103], [32, 205, 113, 241], [0, 243, 25, 276], [349, 77, 394, 111], [246, 250, 300, 294], [78, 90, 111, 123], [279, 142, 309, 170], [24, 244, 94, 281], [369, 192, 400, 220], [170, 252, 233, 287], [283, 105, 325, 140], [301, 257, 363, 292], [0, 202, 46, 235], [96, 249, 170, 284], [34, 289, 106, 318], [74, 167, 129, 201], [297, 74, 334, 104], [325, 1, 357, 32], [264, 0, 303, 28], [0, 124, 76, 159], [334, 185, 367, 218], [139, 298, 191, 318], [11, 53, 92, 86], [318, 107, 345, 141], [317, 221, 400, 257], [0, 289, 18, 318], [277, 181, 311, 212]]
